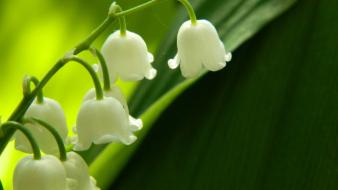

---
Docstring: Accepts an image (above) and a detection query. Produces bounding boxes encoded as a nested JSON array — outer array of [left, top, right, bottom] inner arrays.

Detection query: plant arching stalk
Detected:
[[74, 17, 115, 55], [0, 56, 103, 155], [0, 0, 173, 156], [23, 118, 68, 161], [115, 0, 167, 17], [178, 0, 197, 25], [119, 16, 127, 36], [22, 75, 44, 104], [74, 0, 168, 54], [112, 4, 128, 36], [66, 56, 104, 100], [1, 122, 41, 160], [89, 47, 111, 91]]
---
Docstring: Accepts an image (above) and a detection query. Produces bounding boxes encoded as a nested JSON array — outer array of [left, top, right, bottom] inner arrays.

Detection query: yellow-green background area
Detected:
[[0, 0, 176, 189]]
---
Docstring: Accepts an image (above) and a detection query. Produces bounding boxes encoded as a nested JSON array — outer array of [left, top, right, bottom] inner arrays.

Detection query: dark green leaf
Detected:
[[109, 0, 338, 189], [89, 0, 297, 189], [129, 0, 296, 116]]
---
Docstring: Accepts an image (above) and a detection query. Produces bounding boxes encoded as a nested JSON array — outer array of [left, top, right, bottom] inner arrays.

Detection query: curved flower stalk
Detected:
[[21, 118, 100, 190], [168, 19, 232, 78], [63, 151, 99, 190], [14, 97, 68, 155], [13, 155, 67, 190], [74, 96, 138, 151], [82, 86, 143, 131], [2, 121, 67, 190], [100, 30, 157, 82]]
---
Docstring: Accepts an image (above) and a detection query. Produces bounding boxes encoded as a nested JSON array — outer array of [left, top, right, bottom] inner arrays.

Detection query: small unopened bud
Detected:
[[108, 2, 122, 17]]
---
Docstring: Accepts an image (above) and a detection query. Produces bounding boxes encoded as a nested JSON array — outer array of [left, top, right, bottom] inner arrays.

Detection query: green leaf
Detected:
[[105, 0, 338, 189], [0, 180, 3, 190], [89, 0, 297, 189], [128, 0, 297, 116]]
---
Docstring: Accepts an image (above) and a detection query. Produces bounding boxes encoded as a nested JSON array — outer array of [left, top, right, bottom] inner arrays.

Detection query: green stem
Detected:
[[0, 57, 102, 155], [76, 0, 170, 55], [178, 0, 197, 25], [109, 2, 127, 36], [119, 16, 127, 36], [115, 0, 166, 17], [24, 118, 67, 161], [0, 0, 171, 156], [1, 122, 41, 160], [66, 57, 104, 100], [23, 76, 44, 104], [113, 4, 128, 36], [74, 17, 115, 55], [89, 47, 111, 91]]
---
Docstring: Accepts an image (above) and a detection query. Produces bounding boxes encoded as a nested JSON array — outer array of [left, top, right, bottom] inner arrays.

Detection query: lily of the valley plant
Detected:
[[0, 0, 231, 189]]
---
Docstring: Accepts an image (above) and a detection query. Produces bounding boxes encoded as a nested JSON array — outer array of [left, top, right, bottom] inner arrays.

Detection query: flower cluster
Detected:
[[1, 0, 232, 189]]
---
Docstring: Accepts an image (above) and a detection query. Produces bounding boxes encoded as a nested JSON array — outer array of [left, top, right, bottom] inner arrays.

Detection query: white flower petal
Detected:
[[96, 63, 118, 84], [120, 134, 137, 145], [129, 116, 143, 132], [15, 98, 68, 155], [225, 52, 232, 62], [66, 136, 78, 146], [101, 30, 156, 81], [66, 178, 78, 190], [83, 86, 143, 132], [83, 86, 129, 115], [171, 19, 231, 78], [14, 155, 67, 190], [63, 152, 99, 190], [180, 59, 204, 78], [79, 87, 142, 149], [89, 177, 101, 190], [168, 54, 180, 69], [145, 68, 157, 80], [148, 52, 154, 63], [74, 97, 137, 151], [74, 141, 91, 152], [93, 134, 120, 144]]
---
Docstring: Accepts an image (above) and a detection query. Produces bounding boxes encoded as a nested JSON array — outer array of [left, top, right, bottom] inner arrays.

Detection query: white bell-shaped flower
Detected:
[[168, 19, 232, 78], [74, 96, 138, 151], [13, 155, 67, 190], [82, 86, 142, 132], [100, 30, 157, 82], [63, 151, 99, 190], [15, 98, 68, 155]]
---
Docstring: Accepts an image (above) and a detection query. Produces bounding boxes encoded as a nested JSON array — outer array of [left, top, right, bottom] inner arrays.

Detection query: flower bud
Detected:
[[63, 152, 99, 190], [13, 155, 67, 190], [168, 19, 232, 78], [100, 30, 156, 82], [74, 97, 137, 151], [15, 98, 68, 155]]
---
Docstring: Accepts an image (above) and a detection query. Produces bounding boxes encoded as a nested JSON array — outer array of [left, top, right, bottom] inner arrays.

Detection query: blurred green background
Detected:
[[0, 0, 175, 189], [1, 0, 337, 190]]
